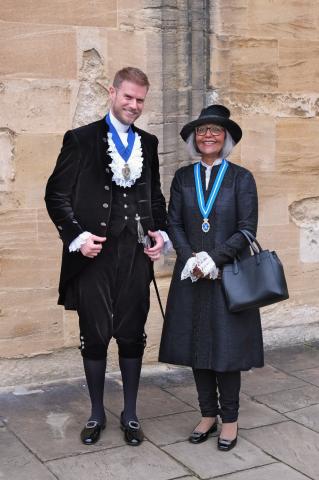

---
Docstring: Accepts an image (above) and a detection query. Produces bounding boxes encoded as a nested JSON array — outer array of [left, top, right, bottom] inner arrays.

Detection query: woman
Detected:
[[159, 105, 264, 451]]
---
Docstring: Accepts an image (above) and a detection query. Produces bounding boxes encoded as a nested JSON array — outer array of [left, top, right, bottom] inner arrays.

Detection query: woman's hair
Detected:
[[186, 129, 235, 159], [112, 67, 150, 89]]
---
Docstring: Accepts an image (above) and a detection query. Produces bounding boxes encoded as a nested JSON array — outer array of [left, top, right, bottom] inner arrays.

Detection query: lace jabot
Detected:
[[107, 131, 143, 188]]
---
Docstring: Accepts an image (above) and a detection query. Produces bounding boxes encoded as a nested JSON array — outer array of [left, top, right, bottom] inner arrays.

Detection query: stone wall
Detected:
[[1, 0, 319, 386], [208, 0, 319, 346]]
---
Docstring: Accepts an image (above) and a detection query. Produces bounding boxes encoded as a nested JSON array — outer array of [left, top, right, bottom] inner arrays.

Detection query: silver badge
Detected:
[[122, 164, 131, 180]]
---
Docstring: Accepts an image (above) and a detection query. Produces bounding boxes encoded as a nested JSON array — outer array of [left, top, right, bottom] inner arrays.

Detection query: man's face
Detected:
[[109, 80, 148, 125]]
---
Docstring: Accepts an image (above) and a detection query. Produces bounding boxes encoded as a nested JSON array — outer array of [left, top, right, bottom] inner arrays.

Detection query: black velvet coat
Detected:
[[159, 162, 264, 372], [45, 118, 167, 308]]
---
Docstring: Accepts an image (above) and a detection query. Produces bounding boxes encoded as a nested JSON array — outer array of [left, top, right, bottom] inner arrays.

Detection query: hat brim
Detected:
[[180, 115, 242, 144]]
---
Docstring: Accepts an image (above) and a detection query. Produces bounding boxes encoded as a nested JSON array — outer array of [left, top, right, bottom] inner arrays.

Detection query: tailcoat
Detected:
[[45, 118, 167, 309], [159, 161, 264, 372]]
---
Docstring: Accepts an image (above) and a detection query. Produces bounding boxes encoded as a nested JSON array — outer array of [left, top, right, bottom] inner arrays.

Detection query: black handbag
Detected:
[[222, 229, 289, 312]]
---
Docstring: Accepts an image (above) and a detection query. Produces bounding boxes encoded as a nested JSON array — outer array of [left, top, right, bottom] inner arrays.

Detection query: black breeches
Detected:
[[192, 369, 241, 423], [76, 229, 152, 360]]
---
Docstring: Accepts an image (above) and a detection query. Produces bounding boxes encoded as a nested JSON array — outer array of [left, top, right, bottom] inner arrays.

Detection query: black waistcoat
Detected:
[[109, 183, 139, 237]]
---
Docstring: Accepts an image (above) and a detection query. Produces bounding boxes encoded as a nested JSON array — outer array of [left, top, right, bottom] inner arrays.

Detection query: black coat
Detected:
[[159, 162, 264, 372], [45, 118, 167, 307]]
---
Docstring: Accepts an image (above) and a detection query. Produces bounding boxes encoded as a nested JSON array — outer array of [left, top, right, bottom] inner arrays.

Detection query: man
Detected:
[[45, 67, 168, 446]]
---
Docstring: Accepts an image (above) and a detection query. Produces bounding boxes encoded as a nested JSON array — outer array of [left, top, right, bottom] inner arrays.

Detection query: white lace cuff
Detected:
[[196, 251, 219, 280], [159, 230, 173, 254], [181, 252, 219, 282], [181, 257, 198, 282], [69, 231, 92, 252]]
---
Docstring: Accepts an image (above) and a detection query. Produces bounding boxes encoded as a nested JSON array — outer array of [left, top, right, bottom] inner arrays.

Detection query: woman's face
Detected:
[[195, 123, 225, 157]]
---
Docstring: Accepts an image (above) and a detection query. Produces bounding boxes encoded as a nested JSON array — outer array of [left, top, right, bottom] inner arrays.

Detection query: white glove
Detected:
[[181, 252, 219, 282]]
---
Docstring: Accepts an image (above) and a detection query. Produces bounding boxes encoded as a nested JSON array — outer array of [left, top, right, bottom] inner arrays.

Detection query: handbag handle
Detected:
[[239, 229, 263, 254], [230, 230, 263, 274]]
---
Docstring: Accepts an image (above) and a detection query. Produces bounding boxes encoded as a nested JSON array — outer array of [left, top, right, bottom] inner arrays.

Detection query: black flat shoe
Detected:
[[217, 435, 237, 451], [120, 412, 144, 446], [80, 420, 106, 445], [189, 421, 218, 444]]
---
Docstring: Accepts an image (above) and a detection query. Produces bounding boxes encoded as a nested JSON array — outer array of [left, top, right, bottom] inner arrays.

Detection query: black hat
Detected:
[[180, 104, 242, 144]]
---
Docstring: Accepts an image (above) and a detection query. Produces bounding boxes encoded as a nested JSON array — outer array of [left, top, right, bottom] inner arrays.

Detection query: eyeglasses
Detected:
[[195, 125, 225, 136]]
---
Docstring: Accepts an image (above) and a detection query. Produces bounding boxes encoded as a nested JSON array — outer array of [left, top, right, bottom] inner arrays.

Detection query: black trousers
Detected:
[[193, 369, 241, 423], [76, 229, 152, 360]]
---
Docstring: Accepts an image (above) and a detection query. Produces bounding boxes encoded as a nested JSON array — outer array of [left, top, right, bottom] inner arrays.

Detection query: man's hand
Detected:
[[80, 235, 106, 258], [144, 230, 164, 261]]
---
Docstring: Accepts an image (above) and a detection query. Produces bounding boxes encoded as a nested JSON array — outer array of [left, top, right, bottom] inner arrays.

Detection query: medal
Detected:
[[122, 164, 131, 180], [202, 218, 210, 233], [194, 159, 229, 233]]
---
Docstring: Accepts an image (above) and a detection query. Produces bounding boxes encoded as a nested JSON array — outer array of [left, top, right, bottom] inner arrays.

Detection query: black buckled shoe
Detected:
[[217, 423, 238, 451], [80, 420, 106, 445], [217, 435, 237, 451], [189, 421, 218, 444], [120, 412, 144, 446]]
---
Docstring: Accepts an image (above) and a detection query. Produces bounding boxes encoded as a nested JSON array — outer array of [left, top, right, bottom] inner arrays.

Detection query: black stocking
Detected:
[[119, 356, 142, 425], [83, 357, 107, 425]]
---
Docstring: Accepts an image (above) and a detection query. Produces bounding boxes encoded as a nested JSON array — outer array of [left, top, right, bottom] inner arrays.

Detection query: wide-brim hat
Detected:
[[180, 104, 242, 144]]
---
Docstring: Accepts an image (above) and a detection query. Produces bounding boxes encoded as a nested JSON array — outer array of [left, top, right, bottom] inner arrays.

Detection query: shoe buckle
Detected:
[[128, 420, 140, 429], [86, 420, 98, 428]]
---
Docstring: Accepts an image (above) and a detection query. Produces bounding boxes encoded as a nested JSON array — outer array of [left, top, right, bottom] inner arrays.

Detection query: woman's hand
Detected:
[[192, 265, 204, 278]]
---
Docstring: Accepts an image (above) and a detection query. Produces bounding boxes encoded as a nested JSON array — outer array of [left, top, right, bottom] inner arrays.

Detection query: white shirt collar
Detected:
[[109, 110, 130, 133], [201, 158, 222, 169]]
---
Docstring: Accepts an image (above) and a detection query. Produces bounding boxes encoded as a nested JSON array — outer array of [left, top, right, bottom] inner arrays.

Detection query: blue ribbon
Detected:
[[194, 159, 229, 221], [105, 113, 136, 162]]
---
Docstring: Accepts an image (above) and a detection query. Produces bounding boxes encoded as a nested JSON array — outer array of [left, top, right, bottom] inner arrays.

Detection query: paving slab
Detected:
[[286, 403, 319, 433], [255, 384, 319, 413], [292, 367, 319, 387], [0, 426, 56, 480], [265, 343, 319, 373], [212, 462, 311, 480], [240, 421, 319, 480], [162, 437, 273, 479], [46, 441, 188, 480], [0, 381, 126, 461], [106, 385, 195, 419], [143, 410, 207, 445], [238, 394, 287, 428], [164, 384, 199, 410], [241, 365, 307, 397]]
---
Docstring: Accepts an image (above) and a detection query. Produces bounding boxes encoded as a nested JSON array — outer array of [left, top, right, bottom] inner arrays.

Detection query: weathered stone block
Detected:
[[210, 36, 278, 93], [259, 194, 289, 226], [72, 49, 109, 128], [276, 118, 319, 173], [241, 116, 276, 172], [248, 0, 317, 40], [0, 288, 63, 358], [0, 0, 117, 27], [211, 0, 249, 36], [0, 24, 77, 79], [0, 129, 16, 208], [0, 80, 74, 134], [279, 39, 319, 92], [106, 30, 148, 82], [0, 209, 37, 246], [13, 134, 63, 209], [0, 245, 60, 289]]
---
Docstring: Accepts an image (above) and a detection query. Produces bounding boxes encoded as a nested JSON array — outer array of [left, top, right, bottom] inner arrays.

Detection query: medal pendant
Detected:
[[122, 164, 131, 180], [202, 218, 210, 233]]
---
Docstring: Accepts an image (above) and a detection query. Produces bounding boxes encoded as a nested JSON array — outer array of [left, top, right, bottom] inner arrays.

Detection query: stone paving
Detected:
[[1, 343, 319, 480]]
